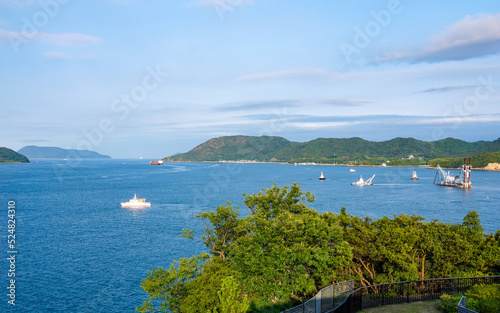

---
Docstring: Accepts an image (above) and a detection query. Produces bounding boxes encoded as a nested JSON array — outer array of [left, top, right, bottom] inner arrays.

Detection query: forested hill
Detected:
[[165, 136, 294, 162], [164, 135, 500, 164], [0, 147, 30, 163], [18, 145, 111, 159]]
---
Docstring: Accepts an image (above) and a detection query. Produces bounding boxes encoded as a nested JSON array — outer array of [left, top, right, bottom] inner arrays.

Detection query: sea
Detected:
[[0, 159, 499, 312]]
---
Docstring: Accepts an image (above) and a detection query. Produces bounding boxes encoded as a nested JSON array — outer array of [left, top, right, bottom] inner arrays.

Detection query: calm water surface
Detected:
[[1, 160, 499, 312]]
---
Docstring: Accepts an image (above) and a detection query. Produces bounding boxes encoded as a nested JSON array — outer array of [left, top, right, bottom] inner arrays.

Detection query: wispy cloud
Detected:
[[43, 51, 69, 59], [415, 114, 500, 125], [216, 98, 374, 112], [0, 29, 101, 46], [217, 99, 300, 112], [420, 84, 481, 93], [235, 67, 340, 82], [378, 12, 500, 63], [317, 98, 374, 106]]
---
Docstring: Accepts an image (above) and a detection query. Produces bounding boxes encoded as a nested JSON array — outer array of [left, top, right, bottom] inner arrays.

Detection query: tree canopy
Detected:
[[137, 183, 500, 312]]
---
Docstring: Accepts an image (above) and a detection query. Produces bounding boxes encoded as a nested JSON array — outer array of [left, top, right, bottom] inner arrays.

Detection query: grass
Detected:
[[359, 300, 441, 313]]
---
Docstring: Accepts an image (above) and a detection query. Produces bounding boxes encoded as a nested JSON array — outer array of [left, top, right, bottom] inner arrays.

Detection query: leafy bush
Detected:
[[438, 293, 462, 313], [438, 284, 500, 313]]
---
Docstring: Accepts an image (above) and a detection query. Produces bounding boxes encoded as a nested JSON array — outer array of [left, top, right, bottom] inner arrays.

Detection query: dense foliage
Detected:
[[165, 136, 294, 162], [164, 135, 500, 165], [138, 183, 500, 312], [438, 284, 500, 313], [0, 147, 30, 163], [337, 209, 500, 286], [429, 151, 500, 168]]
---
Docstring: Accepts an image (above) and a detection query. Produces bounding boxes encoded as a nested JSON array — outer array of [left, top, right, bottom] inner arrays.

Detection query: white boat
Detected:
[[350, 169, 356, 172], [121, 194, 151, 208], [351, 174, 375, 186], [318, 172, 325, 180], [411, 171, 418, 180]]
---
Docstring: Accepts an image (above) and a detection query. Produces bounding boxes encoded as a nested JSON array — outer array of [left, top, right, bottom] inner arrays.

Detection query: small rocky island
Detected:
[[0, 147, 30, 163]]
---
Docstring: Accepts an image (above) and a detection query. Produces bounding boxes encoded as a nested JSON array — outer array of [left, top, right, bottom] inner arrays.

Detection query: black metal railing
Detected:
[[282, 280, 354, 313], [283, 275, 500, 313], [339, 275, 500, 312]]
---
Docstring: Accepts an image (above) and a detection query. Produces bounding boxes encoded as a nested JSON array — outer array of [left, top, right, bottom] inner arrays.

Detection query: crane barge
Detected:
[[434, 157, 472, 189]]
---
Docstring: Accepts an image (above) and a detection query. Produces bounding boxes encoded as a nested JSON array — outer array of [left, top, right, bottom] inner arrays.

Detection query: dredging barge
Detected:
[[434, 157, 472, 189]]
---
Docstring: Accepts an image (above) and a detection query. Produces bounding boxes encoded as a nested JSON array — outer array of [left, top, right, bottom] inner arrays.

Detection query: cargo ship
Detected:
[[150, 160, 164, 165]]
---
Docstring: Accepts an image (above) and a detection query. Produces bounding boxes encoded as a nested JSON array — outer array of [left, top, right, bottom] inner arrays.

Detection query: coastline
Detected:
[[164, 160, 500, 171]]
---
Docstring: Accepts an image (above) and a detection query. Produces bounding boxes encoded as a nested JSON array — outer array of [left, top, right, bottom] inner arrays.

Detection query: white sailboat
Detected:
[[318, 172, 325, 180]]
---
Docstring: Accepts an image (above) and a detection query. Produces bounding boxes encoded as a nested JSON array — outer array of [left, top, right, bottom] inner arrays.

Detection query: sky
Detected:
[[1, 0, 500, 158]]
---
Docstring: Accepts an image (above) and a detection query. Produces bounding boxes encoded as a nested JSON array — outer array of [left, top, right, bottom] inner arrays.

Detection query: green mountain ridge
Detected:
[[166, 136, 294, 162], [0, 147, 30, 163], [18, 145, 111, 159], [164, 135, 500, 165]]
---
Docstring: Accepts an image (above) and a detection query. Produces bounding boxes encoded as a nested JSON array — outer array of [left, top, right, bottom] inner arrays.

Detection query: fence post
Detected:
[[316, 289, 321, 313], [406, 282, 410, 303]]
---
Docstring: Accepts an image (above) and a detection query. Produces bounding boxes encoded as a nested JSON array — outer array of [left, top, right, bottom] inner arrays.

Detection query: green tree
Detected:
[[210, 276, 250, 313], [231, 183, 352, 307], [181, 258, 240, 313], [337, 209, 500, 286], [138, 184, 500, 312], [136, 253, 209, 312], [182, 202, 241, 260]]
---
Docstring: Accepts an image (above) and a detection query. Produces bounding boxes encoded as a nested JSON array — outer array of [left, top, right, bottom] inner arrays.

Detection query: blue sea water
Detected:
[[0, 159, 499, 312]]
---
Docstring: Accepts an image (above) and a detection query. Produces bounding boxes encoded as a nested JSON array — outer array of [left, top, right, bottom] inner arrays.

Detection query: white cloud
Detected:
[[0, 29, 101, 46], [415, 115, 500, 125], [379, 12, 500, 63], [419, 85, 481, 93], [39, 32, 101, 46], [235, 67, 340, 82], [287, 121, 361, 130], [43, 51, 69, 59]]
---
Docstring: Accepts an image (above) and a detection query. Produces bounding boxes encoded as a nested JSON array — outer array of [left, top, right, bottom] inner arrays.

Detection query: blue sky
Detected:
[[1, 0, 500, 158]]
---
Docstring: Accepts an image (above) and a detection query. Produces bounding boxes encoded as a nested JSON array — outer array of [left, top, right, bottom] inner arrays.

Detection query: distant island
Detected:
[[0, 147, 30, 163], [18, 145, 111, 159], [164, 135, 500, 169]]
